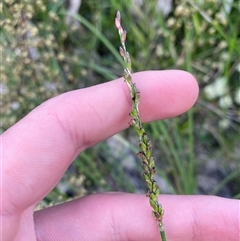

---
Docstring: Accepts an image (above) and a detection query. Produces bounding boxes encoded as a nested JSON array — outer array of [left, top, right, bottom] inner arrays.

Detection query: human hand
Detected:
[[2, 70, 239, 241]]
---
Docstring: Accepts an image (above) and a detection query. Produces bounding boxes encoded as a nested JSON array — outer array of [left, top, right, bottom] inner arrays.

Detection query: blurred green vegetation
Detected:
[[2, 0, 240, 205]]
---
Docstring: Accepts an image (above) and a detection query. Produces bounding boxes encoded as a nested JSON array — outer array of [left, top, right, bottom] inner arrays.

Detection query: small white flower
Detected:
[[204, 77, 228, 100], [11, 101, 20, 110], [219, 95, 232, 108]]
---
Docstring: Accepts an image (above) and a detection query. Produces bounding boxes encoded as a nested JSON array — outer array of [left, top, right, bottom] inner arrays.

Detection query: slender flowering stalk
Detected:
[[115, 11, 167, 241]]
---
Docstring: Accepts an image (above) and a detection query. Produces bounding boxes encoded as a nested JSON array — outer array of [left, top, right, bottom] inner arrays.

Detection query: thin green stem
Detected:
[[160, 226, 167, 241]]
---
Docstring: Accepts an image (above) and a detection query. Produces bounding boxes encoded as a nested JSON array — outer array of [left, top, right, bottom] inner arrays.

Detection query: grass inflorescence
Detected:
[[3, 0, 239, 208], [115, 11, 167, 241]]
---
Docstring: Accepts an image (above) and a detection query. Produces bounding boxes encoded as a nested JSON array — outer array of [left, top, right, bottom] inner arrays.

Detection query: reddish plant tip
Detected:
[[115, 18, 121, 29], [116, 11, 121, 21], [121, 30, 127, 43], [119, 46, 125, 57], [115, 11, 121, 29]]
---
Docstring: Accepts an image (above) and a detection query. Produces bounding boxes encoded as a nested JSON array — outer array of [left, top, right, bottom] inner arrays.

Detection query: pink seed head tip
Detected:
[[121, 30, 127, 43], [119, 46, 125, 57], [116, 11, 121, 20], [115, 18, 121, 29], [115, 11, 121, 29]]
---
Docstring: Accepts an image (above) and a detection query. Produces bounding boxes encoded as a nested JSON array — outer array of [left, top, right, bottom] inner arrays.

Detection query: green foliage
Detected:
[[2, 0, 239, 204]]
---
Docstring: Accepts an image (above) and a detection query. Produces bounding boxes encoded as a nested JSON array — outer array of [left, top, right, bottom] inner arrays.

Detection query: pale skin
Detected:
[[2, 70, 239, 241]]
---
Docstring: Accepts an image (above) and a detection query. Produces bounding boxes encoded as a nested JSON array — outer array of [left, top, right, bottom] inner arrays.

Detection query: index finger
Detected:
[[2, 70, 198, 211]]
